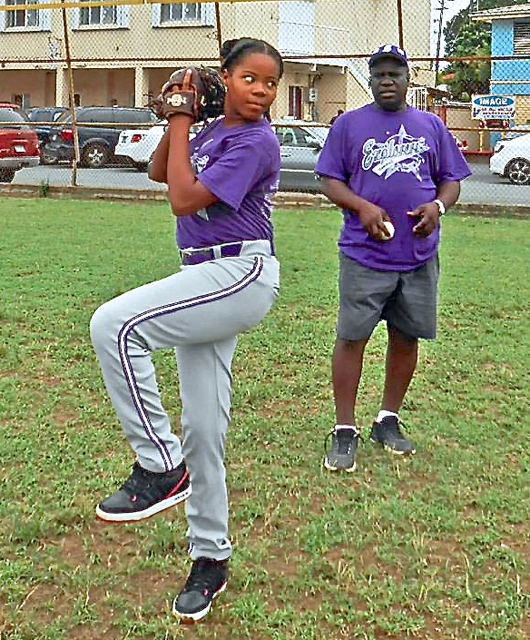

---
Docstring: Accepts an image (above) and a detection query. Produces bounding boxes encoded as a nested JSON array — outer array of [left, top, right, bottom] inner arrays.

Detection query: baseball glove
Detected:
[[152, 67, 225, 124]]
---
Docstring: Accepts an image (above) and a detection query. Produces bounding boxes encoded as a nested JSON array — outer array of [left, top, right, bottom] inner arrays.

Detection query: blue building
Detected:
[[473, 3, 530, 125]]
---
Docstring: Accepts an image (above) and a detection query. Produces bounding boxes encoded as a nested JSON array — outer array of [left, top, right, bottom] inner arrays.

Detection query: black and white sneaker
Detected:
[[96, 460, 191, 522], [370, 416, 416, 455], [323, 426, 360, 472], [173, 557, 228, 623]]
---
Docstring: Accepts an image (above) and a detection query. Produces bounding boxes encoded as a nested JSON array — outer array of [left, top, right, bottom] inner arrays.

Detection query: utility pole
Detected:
[[434, 0, 454, 79]]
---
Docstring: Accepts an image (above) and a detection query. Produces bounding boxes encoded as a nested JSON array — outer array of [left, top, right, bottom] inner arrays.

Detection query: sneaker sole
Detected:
[[370, 437, 416, 456], [95, 485, 192, 523], [323, 458, 356, 473], [173, 581, 227, 623]]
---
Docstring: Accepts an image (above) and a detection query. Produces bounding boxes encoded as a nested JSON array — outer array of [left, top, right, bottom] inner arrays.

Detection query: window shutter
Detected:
[[71, 7, 81, 29], [151, 3, 161, 27], [514, 22, 530, 56], [117, 4, 129, 27], [201, 2, 215, 26], [0, 0, 6, 31], [39, 0, 51, 31]]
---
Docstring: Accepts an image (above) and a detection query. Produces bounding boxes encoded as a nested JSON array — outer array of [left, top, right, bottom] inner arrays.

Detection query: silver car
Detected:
[[272, 120, 330, 192]]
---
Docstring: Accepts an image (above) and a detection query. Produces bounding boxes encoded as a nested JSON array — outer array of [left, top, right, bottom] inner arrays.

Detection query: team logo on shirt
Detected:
[[189, 152, 210, 220], [191, 153, 209, 175], [362, 125, 430, 181]]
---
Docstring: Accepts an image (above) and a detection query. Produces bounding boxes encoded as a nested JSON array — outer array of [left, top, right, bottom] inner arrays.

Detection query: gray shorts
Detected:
[[337, 253, 439, 341]]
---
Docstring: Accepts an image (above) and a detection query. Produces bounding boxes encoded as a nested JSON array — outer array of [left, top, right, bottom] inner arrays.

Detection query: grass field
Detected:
[[0, 198, 529, 640]]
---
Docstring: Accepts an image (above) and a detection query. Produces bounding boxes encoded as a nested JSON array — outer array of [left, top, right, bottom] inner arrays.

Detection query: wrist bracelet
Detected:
[[433, 199, 446, 216]]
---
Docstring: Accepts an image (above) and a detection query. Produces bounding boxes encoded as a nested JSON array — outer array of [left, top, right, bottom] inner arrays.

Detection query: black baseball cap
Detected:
[[369, 44, 409, 68]]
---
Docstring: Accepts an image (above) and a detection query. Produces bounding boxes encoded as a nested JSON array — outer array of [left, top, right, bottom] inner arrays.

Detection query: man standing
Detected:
[[316, 44, 471, 472], [330, 109, 344, 125]]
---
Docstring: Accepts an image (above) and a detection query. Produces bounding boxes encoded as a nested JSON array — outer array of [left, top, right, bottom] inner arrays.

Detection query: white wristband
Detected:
[[433, 199, 446, 216]]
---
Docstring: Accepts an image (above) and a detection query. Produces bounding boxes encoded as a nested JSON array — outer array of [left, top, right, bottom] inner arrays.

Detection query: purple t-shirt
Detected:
[[315, 104, 472, 271], [176, 117, 280, 250]]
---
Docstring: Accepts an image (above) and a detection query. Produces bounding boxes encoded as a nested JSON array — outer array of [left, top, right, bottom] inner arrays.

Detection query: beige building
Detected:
[[0, 0, 434, 122]]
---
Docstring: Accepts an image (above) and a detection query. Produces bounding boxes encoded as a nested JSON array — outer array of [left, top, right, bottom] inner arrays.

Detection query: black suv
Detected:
[[43, 106, 158, 168], [27, 106, 69, 163]]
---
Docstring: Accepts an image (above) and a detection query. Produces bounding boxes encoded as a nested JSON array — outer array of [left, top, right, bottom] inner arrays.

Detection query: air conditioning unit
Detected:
[[307, 87, 317, 103]]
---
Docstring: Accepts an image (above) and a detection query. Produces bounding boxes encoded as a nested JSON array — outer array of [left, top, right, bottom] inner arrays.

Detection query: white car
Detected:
[[115, 122, 167, 171], [490, 132, 530, 186], [115, 121, 202, 171]]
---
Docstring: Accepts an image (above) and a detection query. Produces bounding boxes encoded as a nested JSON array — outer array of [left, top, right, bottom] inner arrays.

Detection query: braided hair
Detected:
[[196, 66, 225, 123]]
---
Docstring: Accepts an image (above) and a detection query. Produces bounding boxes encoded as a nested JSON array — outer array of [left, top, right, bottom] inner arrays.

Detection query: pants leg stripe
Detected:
[[116, 257, 265, 470]]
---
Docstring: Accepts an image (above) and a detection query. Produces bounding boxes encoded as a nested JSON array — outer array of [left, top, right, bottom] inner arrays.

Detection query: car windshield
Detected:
[[29, 109, 66, 122], [301, 126, 329, 143], [29, 110, 50, 122], [505, 127, 530, 140], [56, 110, 73, 124], [0, 109, 31, 129]]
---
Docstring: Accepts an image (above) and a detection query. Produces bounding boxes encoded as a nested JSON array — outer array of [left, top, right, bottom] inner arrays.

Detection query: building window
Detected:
[[162, 3, 199, 23], [152, 2, 215, 27], [74, 1, 129, 29], [514, 22, 530, 56], [12, 93, 31, 109], [79, 3, 117, 26], [0, 0, 51, 31], [6, 0, 38, 27]]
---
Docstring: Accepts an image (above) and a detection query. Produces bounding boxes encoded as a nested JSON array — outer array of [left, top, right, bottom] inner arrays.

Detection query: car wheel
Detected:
[[506, 158, 530, 186], [0, 168, 16, 183], [82, 142, 110, 169]]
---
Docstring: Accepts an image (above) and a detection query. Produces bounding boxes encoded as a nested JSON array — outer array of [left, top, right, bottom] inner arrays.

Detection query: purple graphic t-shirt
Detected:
[[316, 104, 472, 271], [176, 116, 280, 250]]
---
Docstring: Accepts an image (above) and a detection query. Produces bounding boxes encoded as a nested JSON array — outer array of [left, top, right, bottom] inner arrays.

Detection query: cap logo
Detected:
[[369, 44, 408, 67]]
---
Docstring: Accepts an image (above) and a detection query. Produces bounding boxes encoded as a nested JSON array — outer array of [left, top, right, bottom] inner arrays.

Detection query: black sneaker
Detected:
[[173, 557, 228, 623], [370, 416, 416, 455], [96, 460, 191, 522], [323, 427, 360, 472]]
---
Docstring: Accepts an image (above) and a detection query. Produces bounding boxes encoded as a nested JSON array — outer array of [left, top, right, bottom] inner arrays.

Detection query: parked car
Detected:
[[115, 121, 202, 171], [43, 106, 159, 168], [116, 118, 330, 191], [272, 120, 330, 192], [0, 105, 40, 182], [494, 125, 530, 151], [26, 106, 68, 163], [489, 132, 530, 186], [0, 102, 28, 117]]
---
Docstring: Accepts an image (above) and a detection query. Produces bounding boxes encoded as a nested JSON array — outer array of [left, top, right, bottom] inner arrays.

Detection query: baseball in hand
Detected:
[[379, 221, 395, 241]]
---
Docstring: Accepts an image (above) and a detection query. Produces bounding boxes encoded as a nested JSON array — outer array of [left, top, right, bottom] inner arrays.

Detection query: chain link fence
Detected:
[[0, 0, 529, 203]]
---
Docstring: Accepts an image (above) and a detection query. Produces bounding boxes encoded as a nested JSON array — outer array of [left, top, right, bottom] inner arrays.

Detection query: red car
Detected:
[[0, 103, 40, 182]]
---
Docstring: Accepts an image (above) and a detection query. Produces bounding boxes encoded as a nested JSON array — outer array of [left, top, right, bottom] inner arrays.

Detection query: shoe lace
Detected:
[[121, 463, 149, 495], [183, 558, 223, 594], [381, 416, 407, 441], [324, 427, 360, 456]]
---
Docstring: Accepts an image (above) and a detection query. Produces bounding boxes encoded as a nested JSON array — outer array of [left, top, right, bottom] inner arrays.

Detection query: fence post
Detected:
[[61, 0, 79, 186], [396, 0, 404, 48]]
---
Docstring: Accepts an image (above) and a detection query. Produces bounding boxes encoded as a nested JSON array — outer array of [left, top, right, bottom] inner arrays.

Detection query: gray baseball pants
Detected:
[[90, 240, 279, 561]]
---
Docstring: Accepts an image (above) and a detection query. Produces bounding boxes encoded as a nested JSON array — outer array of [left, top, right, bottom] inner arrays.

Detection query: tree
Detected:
[[441, 0, 527, 101]]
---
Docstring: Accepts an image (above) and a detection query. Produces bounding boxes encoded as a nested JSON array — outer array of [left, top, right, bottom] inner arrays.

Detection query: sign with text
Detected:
[[471, 95, 516, 121]]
